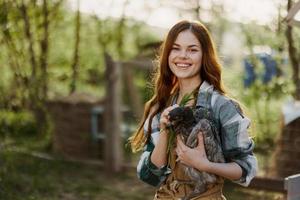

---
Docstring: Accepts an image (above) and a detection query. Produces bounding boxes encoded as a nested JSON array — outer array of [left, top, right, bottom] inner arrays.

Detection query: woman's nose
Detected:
[[179, 50, 188, 58]]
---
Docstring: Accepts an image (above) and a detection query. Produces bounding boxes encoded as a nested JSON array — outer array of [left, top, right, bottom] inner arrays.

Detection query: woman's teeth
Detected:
[[176, 63, 191, 67]]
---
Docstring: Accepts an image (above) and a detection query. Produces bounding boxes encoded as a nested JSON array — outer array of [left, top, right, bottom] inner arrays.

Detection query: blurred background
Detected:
[[1, 0, 300, 199]]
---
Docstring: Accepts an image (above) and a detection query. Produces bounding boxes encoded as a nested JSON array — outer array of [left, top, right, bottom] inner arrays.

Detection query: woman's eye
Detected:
[[171, 47, 180, 50], [189, 49, 198, 52]]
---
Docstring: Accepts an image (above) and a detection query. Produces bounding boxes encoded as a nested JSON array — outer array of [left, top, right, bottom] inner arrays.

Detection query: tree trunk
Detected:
[[70, 0, 81, 94], [40, 0, 49, 101], [19, 1, 37, 99], [19, 0, 50, 134], [286, 0, 300, 100]]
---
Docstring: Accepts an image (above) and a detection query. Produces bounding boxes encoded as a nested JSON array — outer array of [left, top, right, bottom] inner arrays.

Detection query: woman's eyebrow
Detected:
[[188, 44, 200, 48], [173, 43, 200, 48]]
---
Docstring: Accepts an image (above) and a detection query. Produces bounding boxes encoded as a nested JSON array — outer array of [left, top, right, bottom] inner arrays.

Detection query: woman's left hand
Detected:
[[175, 133, 211, 171]]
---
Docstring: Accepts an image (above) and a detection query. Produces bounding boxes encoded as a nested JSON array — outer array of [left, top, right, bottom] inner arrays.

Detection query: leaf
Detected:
[[179, 92, 194, 106]]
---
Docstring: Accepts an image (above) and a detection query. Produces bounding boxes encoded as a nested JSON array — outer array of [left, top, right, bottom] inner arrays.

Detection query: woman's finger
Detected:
[[196, 132, 205, 150], [164, 104, 178, 116], [172, 104, 179, 108], [176, 136, 183, 150], [167, 104, 178, 111], [161, 104, 178, 119], [177, 136, 188, 152], [177, 136, 183, 146]]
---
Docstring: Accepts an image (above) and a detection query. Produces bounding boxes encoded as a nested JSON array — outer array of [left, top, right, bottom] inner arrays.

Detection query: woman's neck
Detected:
[[177, 78, 202, 104], [178, 79, 201, 96]]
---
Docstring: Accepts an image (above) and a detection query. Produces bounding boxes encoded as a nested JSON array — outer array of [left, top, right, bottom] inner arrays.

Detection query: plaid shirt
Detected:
[[137, 81, 258, 187]]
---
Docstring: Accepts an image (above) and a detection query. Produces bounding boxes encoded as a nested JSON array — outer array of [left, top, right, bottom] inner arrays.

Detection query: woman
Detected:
[[129, 20, 257, 200]]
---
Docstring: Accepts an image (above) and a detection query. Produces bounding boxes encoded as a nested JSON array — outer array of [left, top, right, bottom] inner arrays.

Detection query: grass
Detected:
[[0, 150, 155, 200], [0, 147, 284, 200]]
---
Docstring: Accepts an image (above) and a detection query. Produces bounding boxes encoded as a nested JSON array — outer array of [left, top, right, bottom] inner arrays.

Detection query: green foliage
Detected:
[[240, 22, 284, 50], [179, 92, 194, 107], [0, 110, 37, 137], [240, 77, 292, 148], [237, 19, 294, 149], [0, 1, 160, 105], [222, 61, 291, 151]]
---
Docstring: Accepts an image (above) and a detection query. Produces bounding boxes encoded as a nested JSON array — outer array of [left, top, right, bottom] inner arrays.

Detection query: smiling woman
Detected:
[[129, 20, 258, 200]]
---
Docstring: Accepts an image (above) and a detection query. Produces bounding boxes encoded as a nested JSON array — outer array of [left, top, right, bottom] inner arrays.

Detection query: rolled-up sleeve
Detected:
[[137, 141, 170, 187], [136, 113, 171, 187], [217, 99, 258, 186]]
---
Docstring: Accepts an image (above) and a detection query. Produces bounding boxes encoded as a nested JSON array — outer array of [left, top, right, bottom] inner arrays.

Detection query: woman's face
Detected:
[[168, 30, 202, 82]]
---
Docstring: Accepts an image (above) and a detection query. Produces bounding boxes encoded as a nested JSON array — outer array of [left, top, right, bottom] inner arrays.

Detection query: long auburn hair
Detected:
[[128, 20, 226, 152]]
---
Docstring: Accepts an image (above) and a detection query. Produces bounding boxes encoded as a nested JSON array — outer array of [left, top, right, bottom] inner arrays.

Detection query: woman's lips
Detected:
[[175, 63, 192, 68]]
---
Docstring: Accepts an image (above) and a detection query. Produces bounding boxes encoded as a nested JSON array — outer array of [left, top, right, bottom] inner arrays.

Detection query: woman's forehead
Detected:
[[173, 30, 201, 47]]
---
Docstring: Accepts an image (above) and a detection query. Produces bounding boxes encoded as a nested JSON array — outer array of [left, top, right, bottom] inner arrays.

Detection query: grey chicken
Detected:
[[168, 106, 225, 200]]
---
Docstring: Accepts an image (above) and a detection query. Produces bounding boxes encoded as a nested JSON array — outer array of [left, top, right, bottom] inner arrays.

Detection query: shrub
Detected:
[[0, 110, 37, 138]]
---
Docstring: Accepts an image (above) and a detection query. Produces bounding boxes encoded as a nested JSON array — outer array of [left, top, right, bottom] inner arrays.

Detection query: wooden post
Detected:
[[104, 52, 123, 173]]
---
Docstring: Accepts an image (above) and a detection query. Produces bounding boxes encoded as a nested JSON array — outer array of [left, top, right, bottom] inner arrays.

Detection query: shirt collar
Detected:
[[199, 80, 213, 92], [196, 81, 214, 106]]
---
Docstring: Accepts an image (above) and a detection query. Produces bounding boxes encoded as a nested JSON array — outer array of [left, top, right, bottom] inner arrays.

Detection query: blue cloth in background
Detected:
[[243, 53, 278, 87], [243, 59, 256, 87]]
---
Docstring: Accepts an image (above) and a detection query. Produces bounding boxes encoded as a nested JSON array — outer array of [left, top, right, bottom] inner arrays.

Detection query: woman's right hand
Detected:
[[160, 104, 179, 130], [151, 104, 179, 167]]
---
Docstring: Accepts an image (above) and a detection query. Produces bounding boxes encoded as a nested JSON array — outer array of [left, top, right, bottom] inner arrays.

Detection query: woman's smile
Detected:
[[175, 62, 192, 68]]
